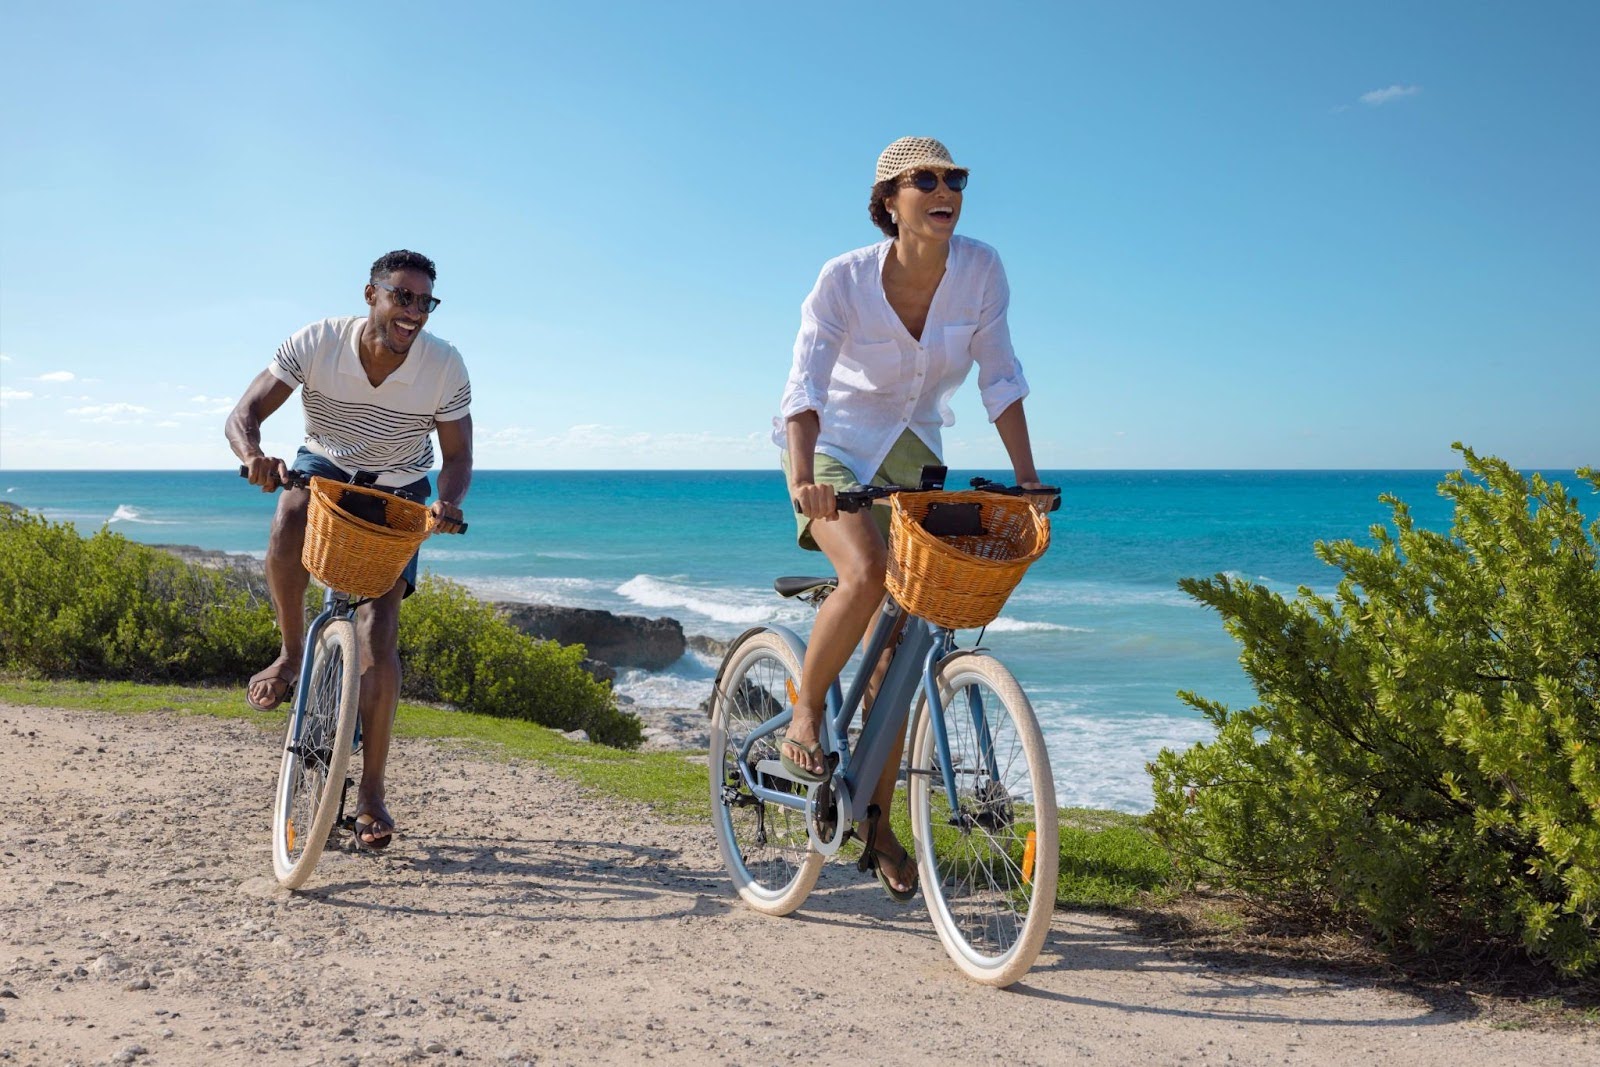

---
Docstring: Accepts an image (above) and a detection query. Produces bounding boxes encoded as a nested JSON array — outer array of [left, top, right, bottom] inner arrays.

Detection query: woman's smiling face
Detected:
[[885, 168, 964, 241]]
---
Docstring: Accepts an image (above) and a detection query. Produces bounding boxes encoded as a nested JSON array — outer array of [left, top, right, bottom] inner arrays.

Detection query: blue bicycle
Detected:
[[241, 466, 462, 888], [709, 477, 1060, 986]]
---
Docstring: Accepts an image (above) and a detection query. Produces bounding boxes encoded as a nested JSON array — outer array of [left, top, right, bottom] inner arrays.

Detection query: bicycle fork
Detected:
[[920, 641, 1005, 829]]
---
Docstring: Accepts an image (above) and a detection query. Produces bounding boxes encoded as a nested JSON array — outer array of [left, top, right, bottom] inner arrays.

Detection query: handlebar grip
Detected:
[[794, 495, 866, 514], [238, 463, 309, 490]]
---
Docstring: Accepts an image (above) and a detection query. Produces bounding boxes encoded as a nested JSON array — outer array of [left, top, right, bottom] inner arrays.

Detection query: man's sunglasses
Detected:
[[899, 168, 969, 193], [373, 282, 442, 314]]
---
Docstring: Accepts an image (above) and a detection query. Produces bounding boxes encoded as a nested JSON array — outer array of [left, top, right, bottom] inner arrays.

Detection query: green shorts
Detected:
[[781, 429, 941, 551]]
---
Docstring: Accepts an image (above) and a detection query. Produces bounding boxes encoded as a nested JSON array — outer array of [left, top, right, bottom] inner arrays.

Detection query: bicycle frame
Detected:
[[732, 597, 1001, 826]]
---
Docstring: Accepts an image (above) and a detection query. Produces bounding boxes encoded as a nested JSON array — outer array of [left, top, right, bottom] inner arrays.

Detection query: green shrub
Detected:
[[1149, 447, 1600, 974], [0, 510, 641, 749], [0, 508, 279, 679], [400, 575, 642, 748]]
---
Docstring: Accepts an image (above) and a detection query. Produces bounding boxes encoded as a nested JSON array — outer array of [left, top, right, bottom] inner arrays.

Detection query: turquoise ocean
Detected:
[[6, 468, 1584, 813]]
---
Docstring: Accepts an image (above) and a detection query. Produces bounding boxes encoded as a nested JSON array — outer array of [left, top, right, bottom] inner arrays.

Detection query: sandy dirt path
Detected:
[[1, 702, 1591, 1066]]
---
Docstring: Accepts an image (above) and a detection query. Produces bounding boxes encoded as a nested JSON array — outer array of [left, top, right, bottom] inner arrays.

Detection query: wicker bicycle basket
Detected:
[[302, 477, 431, 598], [885, 490, 1051, 630]]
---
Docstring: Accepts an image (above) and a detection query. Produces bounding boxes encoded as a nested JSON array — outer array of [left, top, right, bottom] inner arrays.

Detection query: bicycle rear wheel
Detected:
[[909, 652, 1058, 986], [709, 630, 823, 915], [271, 619, 360, 888]]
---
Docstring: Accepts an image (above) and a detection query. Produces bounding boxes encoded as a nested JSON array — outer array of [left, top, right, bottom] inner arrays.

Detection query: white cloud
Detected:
[[0, 353, 11, 362], [0, 388, 33, 401], [1360, 84, 1421, 106], [38, 370, 75, 382], [68, 403, 152, 418], [190, 395, 234, 405]]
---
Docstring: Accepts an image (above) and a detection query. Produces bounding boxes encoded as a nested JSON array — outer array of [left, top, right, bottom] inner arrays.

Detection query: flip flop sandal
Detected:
[[869, 846, 919, 903], [353, 812, 394, 851], [246, 664, 297, 712], [778, 737, 828, 784], [857, 804, 918, 902]]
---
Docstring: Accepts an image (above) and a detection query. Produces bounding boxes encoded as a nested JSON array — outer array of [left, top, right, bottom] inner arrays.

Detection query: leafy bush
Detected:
[[0, 507, 279, 679], [0, 508, 641, 749], [1149, 448, 1600, 974], [399, 575, 641, 748]]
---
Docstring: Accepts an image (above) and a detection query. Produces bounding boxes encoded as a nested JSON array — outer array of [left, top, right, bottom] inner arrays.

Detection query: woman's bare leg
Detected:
[[784, 514, 914, 892], [780, 511, 886, 776]]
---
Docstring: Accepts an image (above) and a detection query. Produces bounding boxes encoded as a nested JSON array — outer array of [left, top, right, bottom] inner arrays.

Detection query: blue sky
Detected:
[[1, 1, 1595, 471]]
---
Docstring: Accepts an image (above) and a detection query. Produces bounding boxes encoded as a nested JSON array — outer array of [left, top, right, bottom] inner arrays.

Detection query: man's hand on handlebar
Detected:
[[242, 455, 294, 492], [430, 499, 467, 535]]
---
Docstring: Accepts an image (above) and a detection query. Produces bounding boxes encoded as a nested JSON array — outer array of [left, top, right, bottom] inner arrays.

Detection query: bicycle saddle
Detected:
[[774, 576, 836, 599]]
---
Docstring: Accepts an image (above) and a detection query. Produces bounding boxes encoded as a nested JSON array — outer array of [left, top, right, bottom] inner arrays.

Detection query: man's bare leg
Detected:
[[248, 487, 311, 710], [353, 580, 405, 845]]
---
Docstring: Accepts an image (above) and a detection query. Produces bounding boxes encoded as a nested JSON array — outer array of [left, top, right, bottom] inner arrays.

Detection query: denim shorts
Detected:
[[290, 448, 431, 597], [780, 428, 941, 552]]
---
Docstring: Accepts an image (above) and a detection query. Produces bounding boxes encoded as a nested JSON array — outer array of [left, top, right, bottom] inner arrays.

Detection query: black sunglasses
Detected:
[[372, 282, 442, 314], [900, 168, 969, 193]]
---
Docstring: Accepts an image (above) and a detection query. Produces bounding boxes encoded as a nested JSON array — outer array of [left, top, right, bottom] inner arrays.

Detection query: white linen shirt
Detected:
[[268, 316, 472, 487], [773, 235, 1029, 483]]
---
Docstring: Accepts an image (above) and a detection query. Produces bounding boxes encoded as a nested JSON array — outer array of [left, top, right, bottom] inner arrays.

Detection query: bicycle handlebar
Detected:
[[238, 464, 312, 491], [237, 465, 467, 533], [829, 478, 1062, 514]]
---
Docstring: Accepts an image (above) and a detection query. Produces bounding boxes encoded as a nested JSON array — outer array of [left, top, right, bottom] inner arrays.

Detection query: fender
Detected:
[[909, 644, 991, 727], [931, 645, 991, 678], [705, 624, 809, 718]]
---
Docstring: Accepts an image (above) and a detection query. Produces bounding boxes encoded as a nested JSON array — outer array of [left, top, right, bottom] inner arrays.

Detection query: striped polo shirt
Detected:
[[268, 316, 472, 487]]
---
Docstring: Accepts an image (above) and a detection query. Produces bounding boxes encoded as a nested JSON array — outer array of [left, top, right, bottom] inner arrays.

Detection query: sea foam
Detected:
[[982, 617, 1092, 635], [1033, 706, 1215, 814], [106, 505, 174, 525], [616, 574, 781, 627]]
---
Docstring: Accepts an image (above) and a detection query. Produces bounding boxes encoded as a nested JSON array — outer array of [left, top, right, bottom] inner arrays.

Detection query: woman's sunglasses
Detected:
[[373, 282, 442, 314], [899, 168, 969, 193]]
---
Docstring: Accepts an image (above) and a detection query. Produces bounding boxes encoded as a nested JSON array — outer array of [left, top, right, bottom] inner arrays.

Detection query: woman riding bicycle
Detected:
[[775, 137, 1046, 898]]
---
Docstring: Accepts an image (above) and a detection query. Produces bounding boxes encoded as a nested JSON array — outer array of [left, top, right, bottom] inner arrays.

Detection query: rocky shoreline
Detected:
[[154, 543, 726, 752]]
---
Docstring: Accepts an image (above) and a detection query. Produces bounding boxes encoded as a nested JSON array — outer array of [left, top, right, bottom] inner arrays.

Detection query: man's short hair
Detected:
[[370, 249, 437, 283]]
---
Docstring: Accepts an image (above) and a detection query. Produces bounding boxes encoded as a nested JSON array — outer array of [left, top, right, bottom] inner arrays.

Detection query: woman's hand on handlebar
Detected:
[[429, 499, 467, 535], [791, 480, 839, 522], [241, 455, 294, 492]]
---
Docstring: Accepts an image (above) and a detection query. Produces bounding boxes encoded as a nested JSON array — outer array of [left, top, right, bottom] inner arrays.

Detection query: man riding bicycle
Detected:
[[225, 249, 473, 850]]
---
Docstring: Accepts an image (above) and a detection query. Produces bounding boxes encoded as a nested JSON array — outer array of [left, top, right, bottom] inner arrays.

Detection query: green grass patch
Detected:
[[2, 677, 1173, 905], [0, 676, 706, 821], [1058, 812, 1177, 908]]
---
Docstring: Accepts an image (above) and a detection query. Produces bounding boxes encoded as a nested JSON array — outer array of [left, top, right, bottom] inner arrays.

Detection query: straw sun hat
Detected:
[[875, 136, 963, 183]]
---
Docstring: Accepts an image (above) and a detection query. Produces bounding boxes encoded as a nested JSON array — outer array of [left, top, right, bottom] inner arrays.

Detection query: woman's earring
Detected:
[[889, 209, 899, 225]]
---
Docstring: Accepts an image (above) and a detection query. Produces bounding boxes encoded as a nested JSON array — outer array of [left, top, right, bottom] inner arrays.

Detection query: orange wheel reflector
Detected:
[[1022, 829, 1037, 886], [286, 820, 297, 852], [785, 678, 799, 706]]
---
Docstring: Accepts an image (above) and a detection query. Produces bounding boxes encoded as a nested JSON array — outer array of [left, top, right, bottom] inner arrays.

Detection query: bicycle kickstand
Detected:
[[334, 776, 357, 834]]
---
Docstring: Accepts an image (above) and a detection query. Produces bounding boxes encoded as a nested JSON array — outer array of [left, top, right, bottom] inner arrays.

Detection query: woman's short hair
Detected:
[[868, 177, 900, 238]]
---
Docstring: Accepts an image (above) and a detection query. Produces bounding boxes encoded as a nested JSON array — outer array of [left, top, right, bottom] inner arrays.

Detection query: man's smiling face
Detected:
[[365, 267, 435, 356]]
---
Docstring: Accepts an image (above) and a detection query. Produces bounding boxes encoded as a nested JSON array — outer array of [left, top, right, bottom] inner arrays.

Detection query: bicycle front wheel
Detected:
[[708, 630, 823, 915], [909, 652, 1058, 986], [271, 619, 360, 888]]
